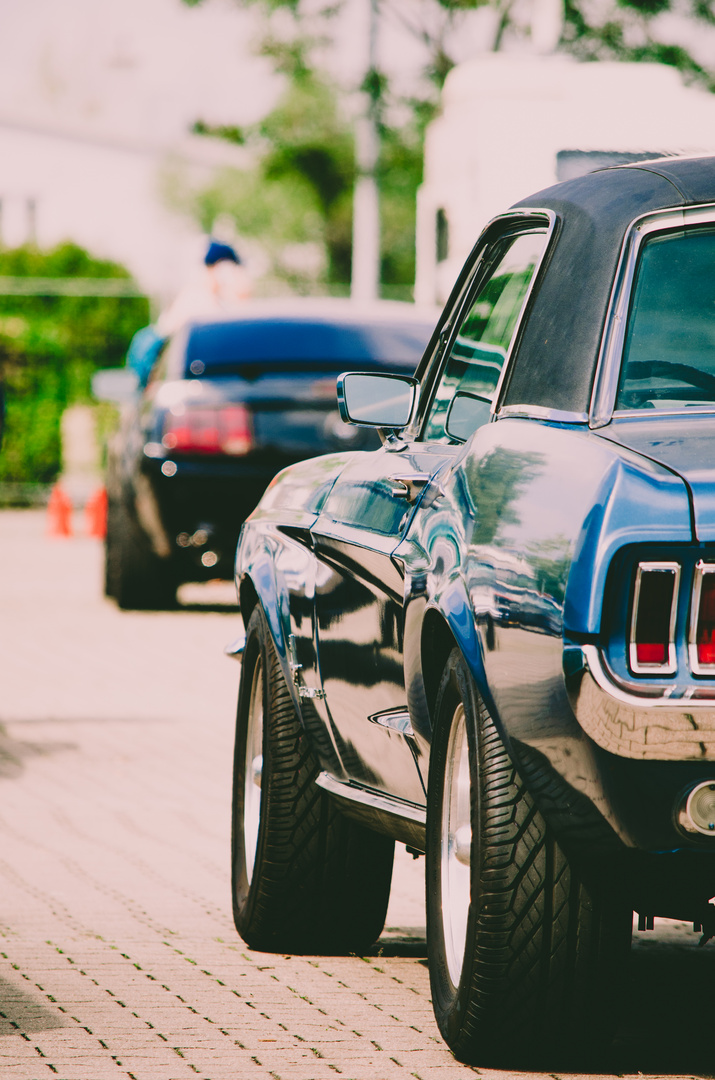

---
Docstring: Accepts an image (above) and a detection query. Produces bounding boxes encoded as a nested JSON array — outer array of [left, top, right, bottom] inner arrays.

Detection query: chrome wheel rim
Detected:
[[441, 702, 471, 988], [243, 659, 264, 885]]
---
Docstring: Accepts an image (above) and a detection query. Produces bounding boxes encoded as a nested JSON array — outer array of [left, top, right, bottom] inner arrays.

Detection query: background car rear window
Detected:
[[184, 320, 434, 378], [617, 227, 715, 410]]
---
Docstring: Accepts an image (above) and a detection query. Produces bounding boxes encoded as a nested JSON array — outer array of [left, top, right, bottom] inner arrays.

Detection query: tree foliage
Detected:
[[561, 0, 715, 89], [179, 0, 426, 294], [180, 0, 715, 294], [0, 243, 149, 488]]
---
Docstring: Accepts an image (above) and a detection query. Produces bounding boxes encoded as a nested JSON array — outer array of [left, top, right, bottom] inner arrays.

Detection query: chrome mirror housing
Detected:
[[336, 371, 417, 429]]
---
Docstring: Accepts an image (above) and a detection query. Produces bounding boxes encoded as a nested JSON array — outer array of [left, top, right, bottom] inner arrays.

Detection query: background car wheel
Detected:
[[105, 496, 176, 610], [232, 605, 395, 954], [104, 496, 120, 599], [426, 647, 631, 1065]]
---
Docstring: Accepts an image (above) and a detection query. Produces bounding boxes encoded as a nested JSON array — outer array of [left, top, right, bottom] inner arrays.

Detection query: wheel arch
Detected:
[[417, 579, 493, 731], [236, 558, 303, 718], [237, 556, 287, 661], [420, 610, 458, 727], [238, 573, 259, 627]]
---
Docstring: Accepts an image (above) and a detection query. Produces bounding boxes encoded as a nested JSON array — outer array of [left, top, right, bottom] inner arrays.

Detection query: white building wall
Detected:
[[416, 56, 715, 305]]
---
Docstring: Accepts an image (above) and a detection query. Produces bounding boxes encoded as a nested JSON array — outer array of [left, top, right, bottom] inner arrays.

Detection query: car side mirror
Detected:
[[92, 368, 139, 404], [337, 372, 417, 429], [445, 390, 492, 442]]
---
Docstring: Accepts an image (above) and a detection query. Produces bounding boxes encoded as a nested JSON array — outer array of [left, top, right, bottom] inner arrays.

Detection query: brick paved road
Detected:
[[0, 510, 713, 1080]]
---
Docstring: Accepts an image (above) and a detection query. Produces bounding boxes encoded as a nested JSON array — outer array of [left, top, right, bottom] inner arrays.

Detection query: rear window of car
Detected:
[[184, 318, 433, 378], [616, 227, 715, 411]]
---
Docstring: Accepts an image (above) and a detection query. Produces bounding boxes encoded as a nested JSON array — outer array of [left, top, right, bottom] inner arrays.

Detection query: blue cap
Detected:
[[205, 240, 240, 266]]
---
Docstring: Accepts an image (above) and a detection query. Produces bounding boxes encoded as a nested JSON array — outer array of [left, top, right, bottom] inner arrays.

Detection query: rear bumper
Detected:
[[568, 644, 715, 761], [140, 457, 285, 580]]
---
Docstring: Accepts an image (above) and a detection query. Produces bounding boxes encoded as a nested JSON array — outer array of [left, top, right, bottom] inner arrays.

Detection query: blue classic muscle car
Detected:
[[229, 155, 715, 1064]]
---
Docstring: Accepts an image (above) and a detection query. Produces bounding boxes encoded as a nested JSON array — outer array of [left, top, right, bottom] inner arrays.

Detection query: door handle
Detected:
[[386, 473, 432, 502]]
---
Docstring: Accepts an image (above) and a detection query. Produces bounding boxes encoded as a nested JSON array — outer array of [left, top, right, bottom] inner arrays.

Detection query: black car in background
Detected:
[[100, 300, 438, 609]]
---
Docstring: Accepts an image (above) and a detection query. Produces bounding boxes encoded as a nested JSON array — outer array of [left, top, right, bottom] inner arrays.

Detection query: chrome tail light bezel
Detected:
[[629, 561, 680, 675], [689, 561, 715, 675]]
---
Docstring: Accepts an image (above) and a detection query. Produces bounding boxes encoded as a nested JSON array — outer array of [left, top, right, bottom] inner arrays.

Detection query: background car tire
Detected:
[[104, 495, 120, 600], [232, 605, 395, 954], [426, 647, 631, 1065], [105, 495, 176, 610]]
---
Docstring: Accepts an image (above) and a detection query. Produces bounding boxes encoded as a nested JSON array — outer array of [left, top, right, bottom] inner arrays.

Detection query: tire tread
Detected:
[[427, 649, 631, 1064]]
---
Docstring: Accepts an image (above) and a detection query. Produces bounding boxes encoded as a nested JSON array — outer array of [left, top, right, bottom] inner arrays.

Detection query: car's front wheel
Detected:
[[232, 605, 395, 954], [426, 647, 631, 1065]]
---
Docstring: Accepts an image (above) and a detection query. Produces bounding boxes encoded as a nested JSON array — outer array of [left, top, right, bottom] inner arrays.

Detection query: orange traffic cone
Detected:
[[46, 484, 74, 537], [85, 486, 108, 539]]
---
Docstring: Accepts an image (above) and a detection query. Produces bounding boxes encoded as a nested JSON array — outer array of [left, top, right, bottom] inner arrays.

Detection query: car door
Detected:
[[310, 220, 551, 804], [310, 441, 452, 805]]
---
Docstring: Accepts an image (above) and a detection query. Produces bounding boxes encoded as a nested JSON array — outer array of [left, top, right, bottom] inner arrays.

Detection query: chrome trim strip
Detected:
[[615, 406, 715, 420], [590, 203, 715, 428], [689, 561, 715, 674], [582, 643, 715, 706], [490, 208, 558, 418], [315, 771, 427, 824], [336, 371, 418, 430], [412, 208, 558, 440], [498, 404, 588, 424], [368, 708, 415, 736], [629, 561, 680, 675]]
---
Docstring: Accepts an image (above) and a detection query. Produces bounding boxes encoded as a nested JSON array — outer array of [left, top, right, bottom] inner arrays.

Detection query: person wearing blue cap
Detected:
[[204, 240, 241, 266], [126, 239, 251, 386], [156, 237, 252, 337]]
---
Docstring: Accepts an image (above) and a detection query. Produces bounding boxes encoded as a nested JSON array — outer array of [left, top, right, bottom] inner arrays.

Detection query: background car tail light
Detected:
[[162, 404, 252, 456], [629, 561, 679, 674], [689, 562, 715, 672]]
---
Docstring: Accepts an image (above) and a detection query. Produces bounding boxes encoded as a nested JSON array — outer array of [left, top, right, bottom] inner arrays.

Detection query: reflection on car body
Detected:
[[230, 157, 715, 1065]]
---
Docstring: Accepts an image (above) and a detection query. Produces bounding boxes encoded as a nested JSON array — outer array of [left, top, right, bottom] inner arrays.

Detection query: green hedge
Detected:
[[0, 243, 150, 490]]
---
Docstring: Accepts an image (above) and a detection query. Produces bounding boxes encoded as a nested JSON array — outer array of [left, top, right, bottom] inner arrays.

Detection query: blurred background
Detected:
[[2, 0, 715, 506]]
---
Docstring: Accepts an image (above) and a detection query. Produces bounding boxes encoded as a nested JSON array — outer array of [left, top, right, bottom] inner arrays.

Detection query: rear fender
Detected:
[[236, 532, 301, 715], [407, 575, 497, 747]]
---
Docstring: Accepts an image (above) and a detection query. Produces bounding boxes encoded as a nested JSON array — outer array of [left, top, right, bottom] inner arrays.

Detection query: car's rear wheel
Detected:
[[426, 647, 631, 1065], [105, 495, 176, 610], [232, 605, 395, 954]]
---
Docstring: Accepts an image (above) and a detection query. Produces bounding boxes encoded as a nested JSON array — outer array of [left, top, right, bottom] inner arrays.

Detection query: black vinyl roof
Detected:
[[501, 155, 715, 415]]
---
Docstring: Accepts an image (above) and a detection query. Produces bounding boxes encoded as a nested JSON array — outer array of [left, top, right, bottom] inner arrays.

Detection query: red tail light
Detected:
[[162, 404, 252, 456], [629, 561, 679, 675], [689, 562, 715, 672]]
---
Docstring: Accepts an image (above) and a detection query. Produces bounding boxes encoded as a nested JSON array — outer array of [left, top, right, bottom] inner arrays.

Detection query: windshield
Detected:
[[616, 227, 715, 411], [184, 318, 434, 378]]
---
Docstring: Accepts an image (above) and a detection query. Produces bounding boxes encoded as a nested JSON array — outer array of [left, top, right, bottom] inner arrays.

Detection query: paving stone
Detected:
[[0, 509, 709, 1080]]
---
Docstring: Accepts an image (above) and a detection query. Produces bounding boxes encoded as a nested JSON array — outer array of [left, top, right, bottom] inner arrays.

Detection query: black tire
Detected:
[[105, 495, 176, 610], [232, 605, 395, 954], [426, 648, 631, 1066], [104, 499, 118, 599]]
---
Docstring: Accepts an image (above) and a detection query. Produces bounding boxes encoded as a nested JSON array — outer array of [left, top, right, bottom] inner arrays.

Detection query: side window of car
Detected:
[[146, 342, 170, 388], [147, 332, 186, 388], [422, 229, 548, 442]]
